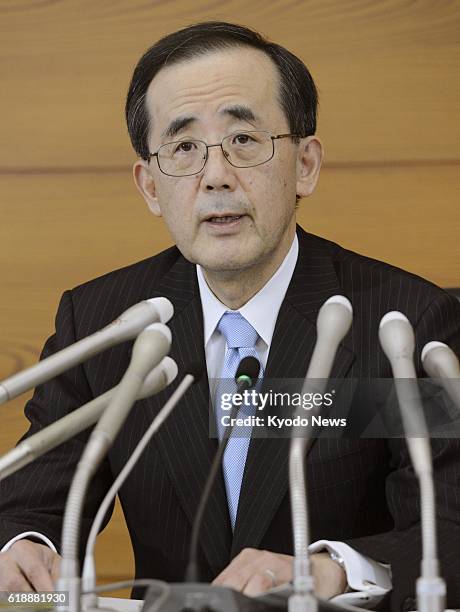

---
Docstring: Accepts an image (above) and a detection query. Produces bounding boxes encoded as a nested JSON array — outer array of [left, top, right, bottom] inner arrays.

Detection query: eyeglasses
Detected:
[[147, 131, 299, 177]]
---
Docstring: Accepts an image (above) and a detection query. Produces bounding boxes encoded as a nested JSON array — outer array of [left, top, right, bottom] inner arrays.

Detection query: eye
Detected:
[[232, 133, 255, 145], [173, 141, 197, 154]]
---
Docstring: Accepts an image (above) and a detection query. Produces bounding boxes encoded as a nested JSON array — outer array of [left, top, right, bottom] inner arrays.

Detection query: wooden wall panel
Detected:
[[304, 163, 460, 287], [1, 1, 458, 168], [0, 0, 459, 595]]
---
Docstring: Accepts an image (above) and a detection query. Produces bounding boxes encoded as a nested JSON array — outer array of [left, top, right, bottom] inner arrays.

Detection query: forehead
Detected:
[[145, 47, 285, 141]]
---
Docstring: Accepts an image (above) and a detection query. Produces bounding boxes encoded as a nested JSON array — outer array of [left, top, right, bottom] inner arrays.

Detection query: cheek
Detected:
[[157, 177, 195, 213], [244, 167, 295, 212], [241, 166, 274, 198], [156, 180, 199, 239]]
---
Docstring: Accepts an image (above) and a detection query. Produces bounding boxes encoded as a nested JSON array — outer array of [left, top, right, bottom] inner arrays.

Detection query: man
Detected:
[[1, 21, 459, 612]]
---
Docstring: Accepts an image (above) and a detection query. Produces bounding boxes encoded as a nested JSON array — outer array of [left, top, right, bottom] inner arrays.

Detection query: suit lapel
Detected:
[[143, 255, 232, 574], [231, 227, 355, 557]]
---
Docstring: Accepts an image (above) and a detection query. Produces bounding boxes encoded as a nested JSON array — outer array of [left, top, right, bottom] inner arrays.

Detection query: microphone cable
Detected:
[[185, 355, 261, 583]]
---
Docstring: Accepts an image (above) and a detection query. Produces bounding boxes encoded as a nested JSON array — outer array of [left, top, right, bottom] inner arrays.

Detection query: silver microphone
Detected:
[[289, 295, 353, 612], [422, 341, 460, 412], [379, 311, 446, 612], [0, 357, 178, 481], [0, 297, 174, 405], [56, 322, 172, 612], [379, 312, 431, 469]]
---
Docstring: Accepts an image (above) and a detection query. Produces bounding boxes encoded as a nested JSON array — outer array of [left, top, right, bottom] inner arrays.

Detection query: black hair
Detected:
[[125, 21, 318, 160]]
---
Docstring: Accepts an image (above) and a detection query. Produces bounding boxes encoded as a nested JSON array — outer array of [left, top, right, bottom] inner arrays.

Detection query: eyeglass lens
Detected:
[[156, 131, 274, 176]]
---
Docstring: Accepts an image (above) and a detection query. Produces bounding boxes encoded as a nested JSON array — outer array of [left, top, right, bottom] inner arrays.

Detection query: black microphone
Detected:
[[185, 356, 261, 583]]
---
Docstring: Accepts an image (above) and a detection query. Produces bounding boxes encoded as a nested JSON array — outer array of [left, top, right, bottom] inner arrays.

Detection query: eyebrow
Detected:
[[222, 105, 258, 124], [162, 105, 260, 140], [163, 116, 195, 139]]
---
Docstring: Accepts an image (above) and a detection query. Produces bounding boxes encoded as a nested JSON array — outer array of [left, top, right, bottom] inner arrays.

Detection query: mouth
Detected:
[[206, 215, 243, 224], [202, 213, 248, 233], [203, 213, 246, 224]]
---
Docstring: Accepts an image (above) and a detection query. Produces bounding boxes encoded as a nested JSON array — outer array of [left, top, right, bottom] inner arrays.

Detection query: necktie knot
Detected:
[[217, 311, 259, 349]]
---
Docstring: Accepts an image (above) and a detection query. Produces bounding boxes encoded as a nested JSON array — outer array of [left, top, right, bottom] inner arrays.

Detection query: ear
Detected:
[[133, 159, 162, 217], [295, 135, 323, 198]]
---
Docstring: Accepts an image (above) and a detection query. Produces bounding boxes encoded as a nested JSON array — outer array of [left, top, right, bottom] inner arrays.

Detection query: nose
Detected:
[[200, 144, 237, 192]]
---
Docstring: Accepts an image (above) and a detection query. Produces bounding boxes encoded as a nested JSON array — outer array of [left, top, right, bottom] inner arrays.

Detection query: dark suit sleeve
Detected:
[[344, 291, 460, 612], [0, 291, 114, 556]]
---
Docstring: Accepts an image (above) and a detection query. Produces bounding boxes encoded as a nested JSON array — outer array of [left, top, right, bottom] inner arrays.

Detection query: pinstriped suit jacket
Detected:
[[1, 226, 460, 612]]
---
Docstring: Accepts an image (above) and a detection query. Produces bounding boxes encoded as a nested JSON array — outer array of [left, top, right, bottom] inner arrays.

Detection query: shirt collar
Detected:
[[196, 233, 299, 348]]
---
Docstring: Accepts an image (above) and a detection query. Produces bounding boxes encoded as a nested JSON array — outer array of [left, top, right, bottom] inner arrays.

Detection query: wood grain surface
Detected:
[[1, 0, 459, 596]]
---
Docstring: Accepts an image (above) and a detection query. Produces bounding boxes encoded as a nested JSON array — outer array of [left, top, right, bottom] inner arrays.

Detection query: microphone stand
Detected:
[[289, 296, 353, 612], [379, 312, 446, 612]]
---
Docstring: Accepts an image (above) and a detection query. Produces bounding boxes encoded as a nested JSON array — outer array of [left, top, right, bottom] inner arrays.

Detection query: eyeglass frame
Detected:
[[145, 131, 300, 177]]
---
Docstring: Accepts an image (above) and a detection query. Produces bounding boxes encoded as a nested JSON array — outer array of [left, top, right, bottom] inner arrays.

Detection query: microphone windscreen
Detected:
[[236, 356, 260, 383]]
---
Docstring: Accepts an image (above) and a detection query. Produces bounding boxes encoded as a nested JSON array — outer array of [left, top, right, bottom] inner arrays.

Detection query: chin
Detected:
[[198, 252, 259, 273]]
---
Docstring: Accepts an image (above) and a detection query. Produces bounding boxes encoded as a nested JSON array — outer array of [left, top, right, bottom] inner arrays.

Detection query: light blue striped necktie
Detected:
[[215, 311, 264, 529]]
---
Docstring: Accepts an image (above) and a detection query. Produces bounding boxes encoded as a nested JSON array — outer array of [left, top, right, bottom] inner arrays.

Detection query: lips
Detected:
[[207, 215, 242, 223], [203, 213, 246, 224]]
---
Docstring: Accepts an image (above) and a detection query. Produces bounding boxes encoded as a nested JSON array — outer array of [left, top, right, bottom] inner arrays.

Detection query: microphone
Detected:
[[0, 357, 178, 482], [81, 363, 203, 612], [185, 356, 261, 584], [379, 312, 431, 466], [234, 356, 261, 391], [379, 312, 446, 612], [302, 295, 353, 380], [56, 322, 172, 612], [0, 297, 174, 405], [422, 341, 460, 411], [289, 295, 353, 612]]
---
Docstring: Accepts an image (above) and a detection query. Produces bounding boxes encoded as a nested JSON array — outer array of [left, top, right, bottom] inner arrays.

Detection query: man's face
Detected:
[[134, 46, 321, 274]]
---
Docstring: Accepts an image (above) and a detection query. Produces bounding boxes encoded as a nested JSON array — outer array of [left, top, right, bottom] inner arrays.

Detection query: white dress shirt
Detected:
[[2, 234, 391, 603]]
